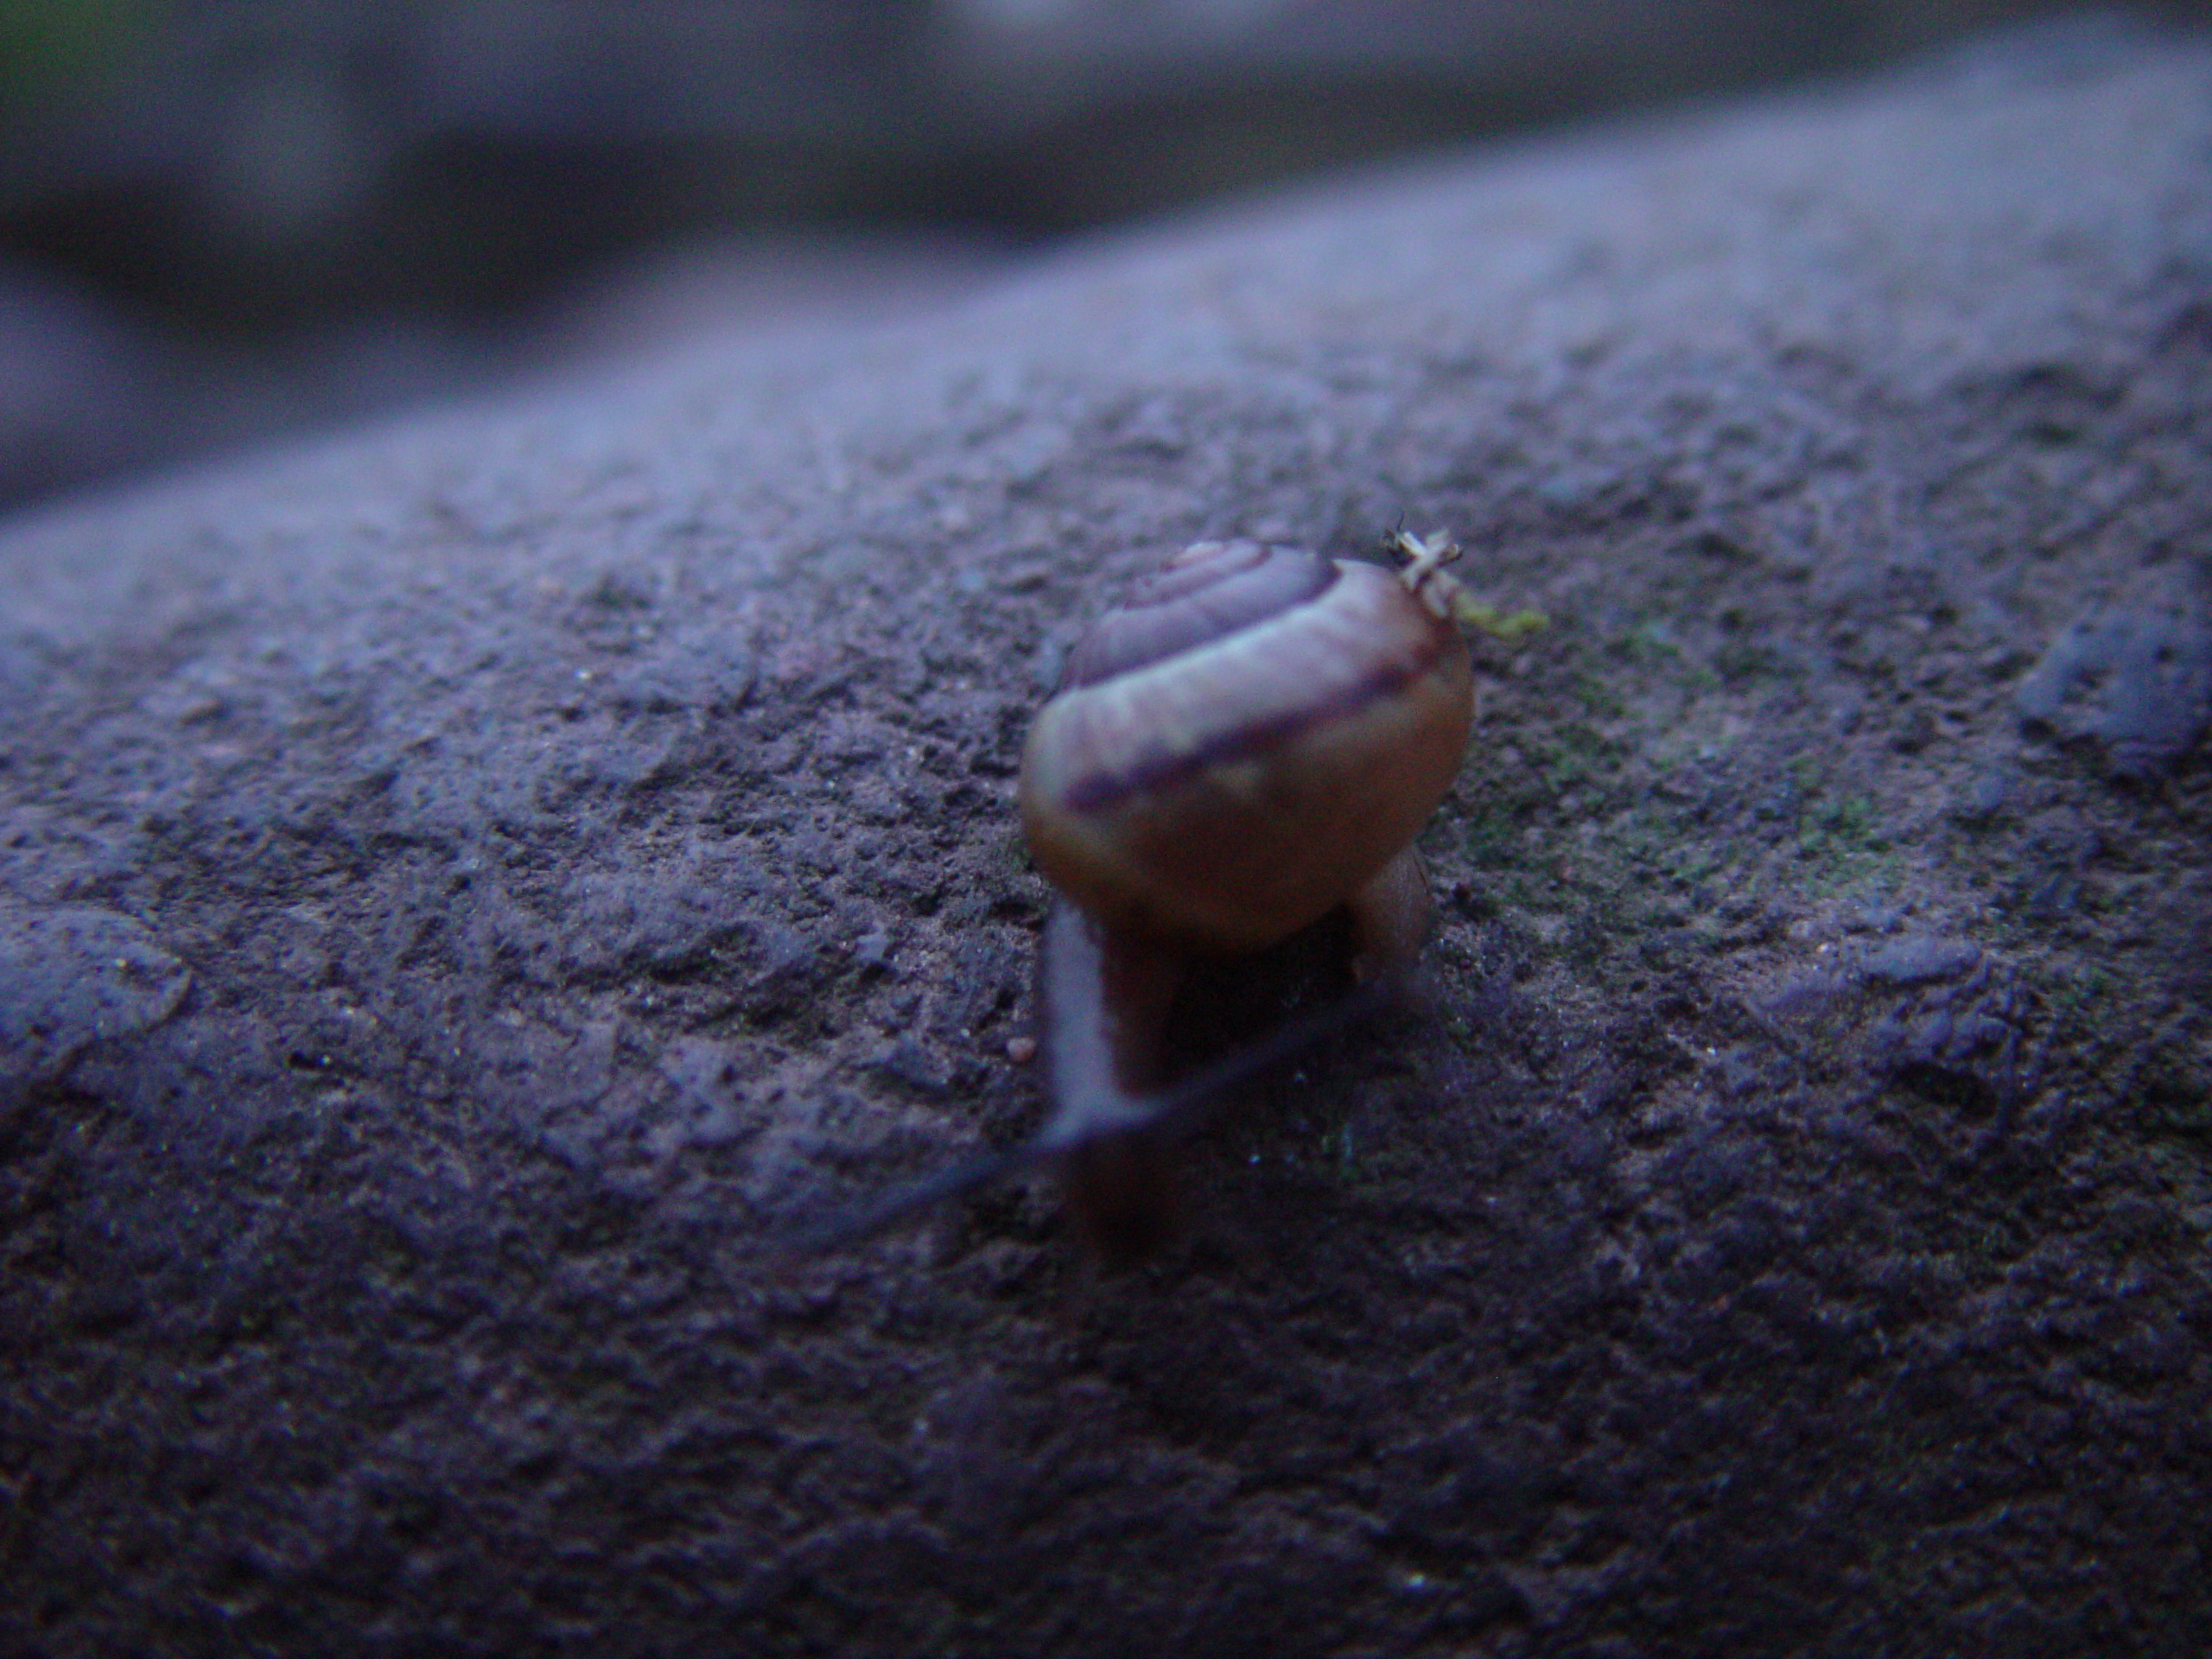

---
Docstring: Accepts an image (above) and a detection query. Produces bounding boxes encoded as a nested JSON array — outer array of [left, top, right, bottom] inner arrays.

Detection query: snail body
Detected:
[[1020, 536, 1477, 1256], [789, 531, 1500, 1261]]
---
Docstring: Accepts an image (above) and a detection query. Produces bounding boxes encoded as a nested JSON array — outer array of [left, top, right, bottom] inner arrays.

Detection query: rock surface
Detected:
[[3, 18, 2209, 1656]]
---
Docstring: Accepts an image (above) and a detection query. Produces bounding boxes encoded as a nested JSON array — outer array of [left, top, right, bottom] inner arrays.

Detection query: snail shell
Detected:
[[1020, 539, 1475, 953]]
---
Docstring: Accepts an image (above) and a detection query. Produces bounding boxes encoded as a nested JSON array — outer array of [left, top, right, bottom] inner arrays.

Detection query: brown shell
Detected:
[[1020, 541, 1474, 952]]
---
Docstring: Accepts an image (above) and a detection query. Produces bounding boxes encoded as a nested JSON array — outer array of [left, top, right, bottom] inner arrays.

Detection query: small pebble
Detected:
[[1860, 936, 1981, 986], [1006, 1035, 1038, 1065], [1953, 768, 2012, 823], [0, 906, 192, 1083], [2014, 611, 2212, 779]]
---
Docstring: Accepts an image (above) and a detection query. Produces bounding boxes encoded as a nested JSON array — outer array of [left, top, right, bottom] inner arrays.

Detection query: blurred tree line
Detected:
[[0, 0, 2198, 508]]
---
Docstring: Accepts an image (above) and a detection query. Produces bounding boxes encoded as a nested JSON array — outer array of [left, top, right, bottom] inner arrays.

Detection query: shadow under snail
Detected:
[[794, 531, 1541, 1260]]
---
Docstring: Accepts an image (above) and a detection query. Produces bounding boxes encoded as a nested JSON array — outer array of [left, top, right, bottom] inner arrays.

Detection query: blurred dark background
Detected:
[[0, 0, 2201, 515]]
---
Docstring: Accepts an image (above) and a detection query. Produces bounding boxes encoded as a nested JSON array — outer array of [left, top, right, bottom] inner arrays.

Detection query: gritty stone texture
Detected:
[[2014, 607, 2212, 776], [0, 906, 191, 1096], [3, 18, 2210, 1657]]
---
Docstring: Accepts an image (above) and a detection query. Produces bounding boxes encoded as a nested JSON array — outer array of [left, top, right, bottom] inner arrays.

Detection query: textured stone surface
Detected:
[[0, 905, 191, 1098], [3, 18, 2209, 1656]]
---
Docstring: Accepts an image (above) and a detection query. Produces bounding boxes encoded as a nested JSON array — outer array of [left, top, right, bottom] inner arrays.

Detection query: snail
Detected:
[[792, 531, 1539, 1259]]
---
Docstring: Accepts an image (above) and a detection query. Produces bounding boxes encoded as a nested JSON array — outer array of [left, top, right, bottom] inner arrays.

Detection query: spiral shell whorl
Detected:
[[1059, 541, 1332, 689], [1020, 542, 1474, 952]]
